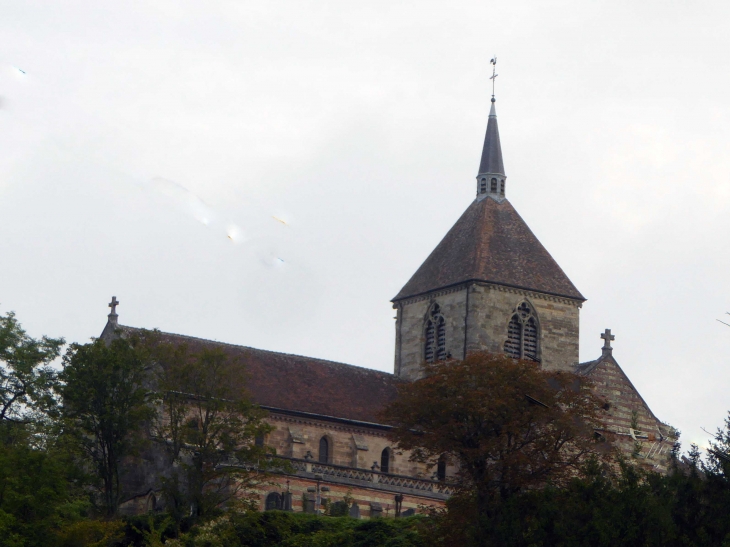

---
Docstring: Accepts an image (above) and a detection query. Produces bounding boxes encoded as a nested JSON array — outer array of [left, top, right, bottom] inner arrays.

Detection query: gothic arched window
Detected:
[[480, 178, 487, 194], [490, 178, 498, 192], [318, 437, 329, 464], [425, 303, 447, 363], [381, 448, 391, 474], [503, 302, 540, 361]]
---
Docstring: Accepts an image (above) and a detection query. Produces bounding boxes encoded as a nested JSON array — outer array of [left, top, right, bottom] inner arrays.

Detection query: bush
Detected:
[[167, 512, 425, 547]]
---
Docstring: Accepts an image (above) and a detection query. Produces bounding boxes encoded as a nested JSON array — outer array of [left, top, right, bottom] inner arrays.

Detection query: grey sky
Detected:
[[2, 0, 729, 451]]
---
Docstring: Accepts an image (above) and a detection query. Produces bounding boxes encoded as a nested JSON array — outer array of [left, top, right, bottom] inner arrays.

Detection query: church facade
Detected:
[[106, 96, 677, 517]]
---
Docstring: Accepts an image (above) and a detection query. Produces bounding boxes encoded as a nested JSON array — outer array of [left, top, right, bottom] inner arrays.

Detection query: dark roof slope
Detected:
[[478, 101, 505, 175], [120, 327, 399, 424], [393, 197, 585, 301]]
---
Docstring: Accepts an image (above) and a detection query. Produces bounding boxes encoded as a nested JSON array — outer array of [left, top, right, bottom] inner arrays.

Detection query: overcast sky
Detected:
[[2, 0, 729, 451]]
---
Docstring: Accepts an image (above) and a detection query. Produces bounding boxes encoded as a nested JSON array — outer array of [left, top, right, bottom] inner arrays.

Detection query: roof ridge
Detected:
[[119, 325, 396, 378]]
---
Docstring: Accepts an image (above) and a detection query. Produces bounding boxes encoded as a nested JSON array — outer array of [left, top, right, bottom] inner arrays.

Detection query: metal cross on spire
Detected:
[[489, 56, 498, 101]]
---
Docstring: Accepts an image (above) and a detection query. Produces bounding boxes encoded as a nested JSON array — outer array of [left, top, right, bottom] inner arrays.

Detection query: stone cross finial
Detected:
[[108, 296, 120, 315], [601, 329, 615, 356]]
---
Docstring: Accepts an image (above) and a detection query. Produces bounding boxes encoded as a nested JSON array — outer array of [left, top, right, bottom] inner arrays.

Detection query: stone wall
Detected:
[[587, 356, 677, 473], [394, 282, 582, 380], [256, 477, 444, 517], [265, 413, 436, 478], [394, 285, 468, 380]]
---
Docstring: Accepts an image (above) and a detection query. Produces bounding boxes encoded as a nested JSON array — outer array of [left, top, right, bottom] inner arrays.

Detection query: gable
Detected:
[[580, 357, 668, 439]]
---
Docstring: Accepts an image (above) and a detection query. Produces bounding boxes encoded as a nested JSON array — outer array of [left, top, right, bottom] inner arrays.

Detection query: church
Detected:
[[103, 94, 677, 518]]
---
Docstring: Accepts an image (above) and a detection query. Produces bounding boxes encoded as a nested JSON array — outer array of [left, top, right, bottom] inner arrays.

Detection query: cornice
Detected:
[[393, 280, 583, 308], [264, 407, 390, 438]]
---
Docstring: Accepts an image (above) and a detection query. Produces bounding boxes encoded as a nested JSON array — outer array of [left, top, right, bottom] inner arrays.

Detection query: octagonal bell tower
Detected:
[[392, 96, 585, 381]]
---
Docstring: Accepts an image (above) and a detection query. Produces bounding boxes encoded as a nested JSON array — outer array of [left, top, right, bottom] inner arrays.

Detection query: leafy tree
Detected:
[[381, 352, 610, 541], [0, 313, 87, 547], [0, 311, 64, 425], [60, 335, 155, 516], [0, 427, 90, 547], [151, 343, 273, 521]]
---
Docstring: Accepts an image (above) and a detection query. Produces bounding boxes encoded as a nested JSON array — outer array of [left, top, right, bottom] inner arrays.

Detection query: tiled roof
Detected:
[[117, 326, 399, 424], [393, 197, 585, 301]]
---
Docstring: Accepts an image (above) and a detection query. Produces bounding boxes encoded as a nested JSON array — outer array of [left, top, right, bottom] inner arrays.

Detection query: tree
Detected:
[[0, 311, 64, 426], [60, 335, 155, 516], [705, 412, 730, 478], [381, 352, 610, 536], [151, 343, 273, 521], [0, 313, 87, 546]]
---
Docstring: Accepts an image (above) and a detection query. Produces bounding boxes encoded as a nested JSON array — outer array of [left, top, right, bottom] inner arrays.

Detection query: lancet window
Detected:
[[480, 178, 487, 194], [504, 301, 540, 362], [490, 178, 498, 192], [381, 448, 391, 474], [437, 455, 447, 482], [425, 303, 447, 363], [318, 436, 329, 463]]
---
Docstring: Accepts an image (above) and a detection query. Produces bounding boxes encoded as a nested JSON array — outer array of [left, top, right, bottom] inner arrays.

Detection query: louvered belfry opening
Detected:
[[505, 315, 522, 359], [503, 302, 540, 362], [425, 303, 446, 363], [425, 321, 435, 362], [523, 318, 538, 361], [436, 317, 446, 360]]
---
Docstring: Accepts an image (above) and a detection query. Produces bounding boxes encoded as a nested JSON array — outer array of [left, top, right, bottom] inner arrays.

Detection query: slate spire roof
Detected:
[[478, 99, 505, 176], [393, 100, 584, 302]]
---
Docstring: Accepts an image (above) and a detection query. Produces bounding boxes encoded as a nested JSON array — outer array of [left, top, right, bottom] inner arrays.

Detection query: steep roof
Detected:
[[393, 197, 585, 301], [113, 326, 399, 424], [478, 100, 505, 176]]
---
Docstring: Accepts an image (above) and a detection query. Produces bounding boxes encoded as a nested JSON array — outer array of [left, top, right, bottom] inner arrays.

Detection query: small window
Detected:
[[381, 448, 391, 474], [437, 455, 447, 482], [500, 180, 505, 195], [255, 434, 265, 447], [490, 178, 497, 192], [480, 178, 487, 194], [318, 437, 329, 464], [265, 492, 282, 511]]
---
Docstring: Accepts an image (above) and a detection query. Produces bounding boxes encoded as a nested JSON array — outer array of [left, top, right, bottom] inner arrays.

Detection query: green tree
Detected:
[[152, 344, 273, 521], [0, 311, 64, 425], [382, 352, 610, 543], [0, 312, 86, 547], [60, 335, 155, 516]]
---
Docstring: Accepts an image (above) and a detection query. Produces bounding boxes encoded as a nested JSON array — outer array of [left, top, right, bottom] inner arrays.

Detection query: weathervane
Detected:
[[489, 56, 498, 101]]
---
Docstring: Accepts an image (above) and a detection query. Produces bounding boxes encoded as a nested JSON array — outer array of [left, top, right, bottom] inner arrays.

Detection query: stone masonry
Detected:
[[395, 282, 581, 381]]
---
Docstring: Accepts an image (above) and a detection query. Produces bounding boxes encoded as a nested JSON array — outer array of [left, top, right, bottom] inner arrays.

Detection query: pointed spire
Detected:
[[478, 98, 505, 175], [476, 97, 507, 200]]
